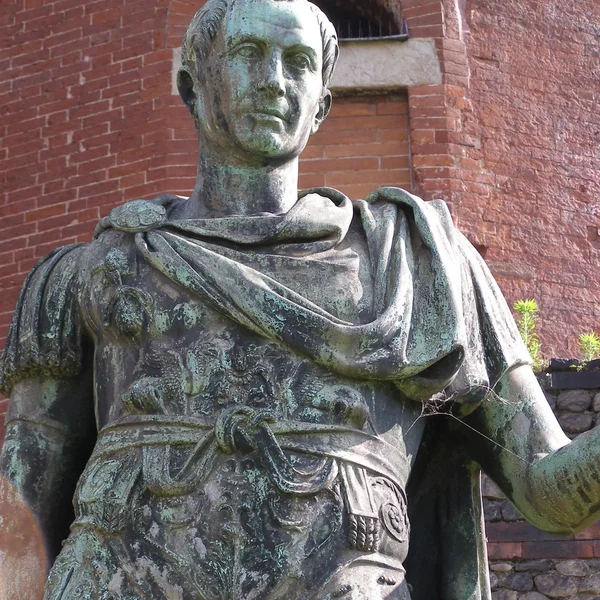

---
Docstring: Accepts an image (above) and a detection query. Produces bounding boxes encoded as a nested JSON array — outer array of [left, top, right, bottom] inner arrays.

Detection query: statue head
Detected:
[[177, 0, 339, 163]]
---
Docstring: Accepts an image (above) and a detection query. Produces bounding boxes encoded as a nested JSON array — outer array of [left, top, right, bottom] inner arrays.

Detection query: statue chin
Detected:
[[227, 121, 308, 164]]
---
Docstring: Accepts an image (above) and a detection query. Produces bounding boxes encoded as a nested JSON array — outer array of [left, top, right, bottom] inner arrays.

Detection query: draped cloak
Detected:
[[0, 186, 530, 600]]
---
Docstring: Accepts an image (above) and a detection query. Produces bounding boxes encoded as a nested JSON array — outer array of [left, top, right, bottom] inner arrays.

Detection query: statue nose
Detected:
[[259, 55, 286, 98]]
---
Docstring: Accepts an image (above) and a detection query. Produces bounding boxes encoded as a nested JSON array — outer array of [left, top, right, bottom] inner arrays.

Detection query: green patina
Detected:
[[1, 1, 600, 600]]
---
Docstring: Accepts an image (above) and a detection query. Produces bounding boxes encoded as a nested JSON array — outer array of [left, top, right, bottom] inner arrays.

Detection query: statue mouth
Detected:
[[251, 109, 289, 123]]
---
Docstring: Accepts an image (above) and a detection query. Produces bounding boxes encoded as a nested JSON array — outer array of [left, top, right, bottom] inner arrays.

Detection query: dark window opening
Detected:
[[312, 0, 408, 41]]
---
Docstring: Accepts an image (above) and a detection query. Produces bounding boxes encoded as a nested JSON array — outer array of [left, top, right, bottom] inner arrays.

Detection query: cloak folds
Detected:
[[1, 187, 530, 599], [95, 186, 528, 407]]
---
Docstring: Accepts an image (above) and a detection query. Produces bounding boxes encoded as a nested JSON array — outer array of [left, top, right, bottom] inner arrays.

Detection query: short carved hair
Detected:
[[181, 0, 339, 90]]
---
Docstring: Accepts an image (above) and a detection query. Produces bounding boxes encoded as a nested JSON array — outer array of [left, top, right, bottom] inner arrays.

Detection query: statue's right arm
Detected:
[[0, 243, 96, 575]]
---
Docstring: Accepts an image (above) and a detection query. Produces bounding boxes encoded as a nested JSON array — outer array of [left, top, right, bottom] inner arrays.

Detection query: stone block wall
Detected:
[[489, 560, 600, 600], [485, 387, 600, 599]]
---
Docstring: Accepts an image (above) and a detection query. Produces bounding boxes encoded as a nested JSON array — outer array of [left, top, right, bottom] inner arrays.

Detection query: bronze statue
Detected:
[[1, 0, 600, 598]]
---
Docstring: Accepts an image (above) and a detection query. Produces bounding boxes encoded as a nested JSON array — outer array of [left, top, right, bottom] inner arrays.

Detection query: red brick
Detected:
[[441, 61, 470, 77], [487, 542, 522, 560], [329, 102, 377, 117], [300, 157, 380, 174], [411, 130, 436, 144], [402, 2, 443, 19], [521, 541, 594, 559], [25, 204, 66, 223], [412, 155, 455, 168], [325, 114, 408, 132], [407, 11, 444, 28], [326, 169, 409, 187], [376, 101, 408, 116], [298, 173, 326, 189], [118, 172, 146, 189], [324, 141, 409, 159], [311, 128, 378, 146], [409, 24, 444, 38], [299, 145, 324, 160], [380, 156, 410, 170]]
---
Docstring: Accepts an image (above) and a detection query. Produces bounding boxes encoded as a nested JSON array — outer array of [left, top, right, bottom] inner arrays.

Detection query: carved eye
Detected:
[[235, 44, 262, 60], [286, 52, 312, 72]]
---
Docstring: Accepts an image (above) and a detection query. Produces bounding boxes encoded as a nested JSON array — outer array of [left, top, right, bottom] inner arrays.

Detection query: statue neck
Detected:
[[180, 147, 300, 219]]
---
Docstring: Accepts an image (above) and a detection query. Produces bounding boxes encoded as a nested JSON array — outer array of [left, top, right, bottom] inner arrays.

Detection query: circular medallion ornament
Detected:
[[109, 200, 167, 232], [109, 287, 153, 339], [380, 501, 409, 543]]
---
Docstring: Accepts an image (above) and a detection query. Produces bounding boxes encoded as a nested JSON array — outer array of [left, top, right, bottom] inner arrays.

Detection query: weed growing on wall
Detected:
[[513, 299, 544, 372], [579, 332, 600, 364]]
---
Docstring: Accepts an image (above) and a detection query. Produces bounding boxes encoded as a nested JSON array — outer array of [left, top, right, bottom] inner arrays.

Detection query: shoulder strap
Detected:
[[0, 244, 87, 395]]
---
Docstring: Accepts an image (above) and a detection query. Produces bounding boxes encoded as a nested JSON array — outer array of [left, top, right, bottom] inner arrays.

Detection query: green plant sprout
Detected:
[[579, 332, 600, 363], [513, 299, 544, 372]]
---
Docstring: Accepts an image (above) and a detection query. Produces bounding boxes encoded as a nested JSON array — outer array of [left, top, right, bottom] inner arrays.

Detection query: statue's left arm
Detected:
[[463, 363, 600, 534]]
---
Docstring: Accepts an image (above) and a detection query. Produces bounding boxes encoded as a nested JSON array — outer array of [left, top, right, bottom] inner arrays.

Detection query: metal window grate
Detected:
[[311, 0, 409, 41]]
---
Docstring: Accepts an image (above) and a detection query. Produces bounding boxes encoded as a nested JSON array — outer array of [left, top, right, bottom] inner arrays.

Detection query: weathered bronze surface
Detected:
[[2, 1, 600, 599]]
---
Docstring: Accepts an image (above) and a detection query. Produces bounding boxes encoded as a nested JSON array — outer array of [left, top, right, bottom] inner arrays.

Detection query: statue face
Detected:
[[197, 0, 329, 163]]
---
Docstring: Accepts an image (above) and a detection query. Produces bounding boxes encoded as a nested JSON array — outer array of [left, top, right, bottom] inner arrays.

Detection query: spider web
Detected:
[[406, 387, 536, 467]]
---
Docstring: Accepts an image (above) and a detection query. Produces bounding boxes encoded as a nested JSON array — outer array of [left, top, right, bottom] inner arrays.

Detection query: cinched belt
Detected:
[[88, 407, 411, 552]]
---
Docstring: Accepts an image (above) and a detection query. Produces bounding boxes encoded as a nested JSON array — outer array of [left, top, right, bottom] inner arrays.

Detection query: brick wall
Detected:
[[401, 0, 600, 359], [1, 0, 165, 430], [0, 0, 175, 341], [300, 95, 410, 199], [458, 0, 600, 357]]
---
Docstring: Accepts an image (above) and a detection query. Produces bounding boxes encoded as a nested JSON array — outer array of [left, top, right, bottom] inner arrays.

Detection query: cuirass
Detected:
[[44, 228, 424, 599]]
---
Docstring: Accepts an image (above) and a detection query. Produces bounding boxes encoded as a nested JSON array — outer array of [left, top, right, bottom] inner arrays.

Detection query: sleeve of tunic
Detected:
[[0, 243, 88, 396]]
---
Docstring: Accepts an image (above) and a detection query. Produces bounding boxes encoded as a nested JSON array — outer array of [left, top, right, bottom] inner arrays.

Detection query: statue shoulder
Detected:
[[0, 243, 90, 395]]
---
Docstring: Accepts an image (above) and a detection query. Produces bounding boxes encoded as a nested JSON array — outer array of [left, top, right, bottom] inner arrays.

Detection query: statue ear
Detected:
[[177, 68, 198, 118], [311, 90, 332, 134]]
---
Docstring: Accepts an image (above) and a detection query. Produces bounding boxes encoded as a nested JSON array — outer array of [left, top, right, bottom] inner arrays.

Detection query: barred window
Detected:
[[312, 0, 408, 41]]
